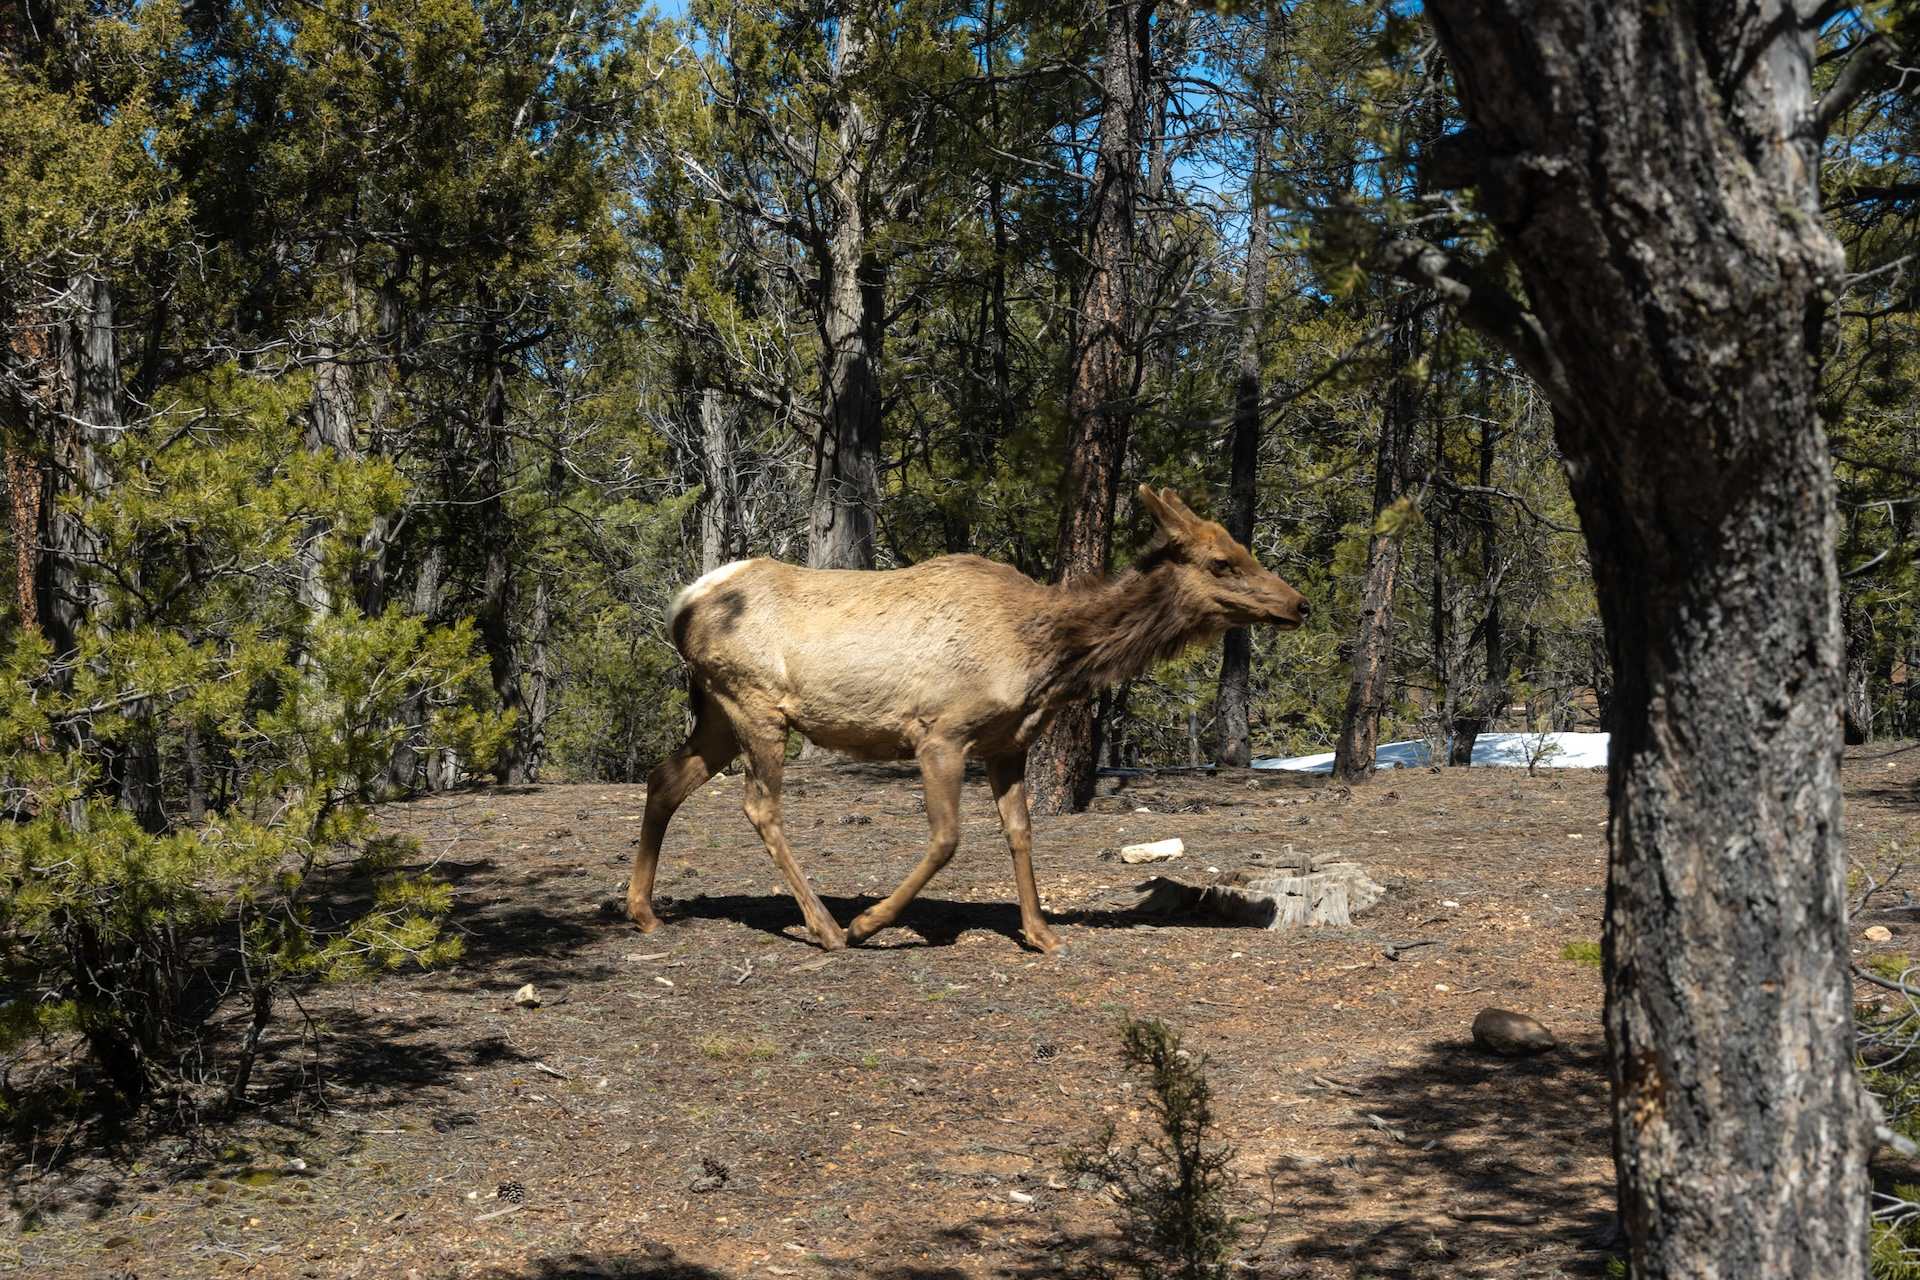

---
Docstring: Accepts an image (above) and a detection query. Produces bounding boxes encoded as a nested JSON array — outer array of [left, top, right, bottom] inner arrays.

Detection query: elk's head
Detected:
[[1138, 484, 1310, 629]]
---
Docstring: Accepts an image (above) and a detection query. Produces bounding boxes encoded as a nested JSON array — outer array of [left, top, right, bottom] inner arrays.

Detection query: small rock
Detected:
[[1472, 1008, 1556, 1057], [1865, 925, 1894, 942], [511, 983, 541, 1008], [1119, 837, 1184, 864], [1008, 1190, 1035, 1205]]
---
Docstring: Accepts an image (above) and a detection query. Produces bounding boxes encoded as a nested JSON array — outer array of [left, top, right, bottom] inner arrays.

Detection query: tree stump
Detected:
[[1132, 858, 1382, 929]]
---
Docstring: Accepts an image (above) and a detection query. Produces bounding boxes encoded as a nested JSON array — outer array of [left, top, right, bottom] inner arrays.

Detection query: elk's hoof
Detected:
[[627, 895, 662, 932], [813, 923, 849, 952], [1023, 928, 1066, 956], [846, 909, 885, 944]]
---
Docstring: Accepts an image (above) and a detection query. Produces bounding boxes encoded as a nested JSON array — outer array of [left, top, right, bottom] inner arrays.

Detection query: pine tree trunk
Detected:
[[699, 388, 740, 574], [41, 276, 113, 658], [389, 539, 451, 793], [299, 257, 358, 625], [1450, 401, 1508, 764], [1216, 127, 1271, 770], [4, 448, 36, 627], [1029, 0, 1149, 815], [475, 350, 526, 782], [808, 14, 884, 575], [1331, 299, 1417, 783], [1425, 2, 1869, 1271]]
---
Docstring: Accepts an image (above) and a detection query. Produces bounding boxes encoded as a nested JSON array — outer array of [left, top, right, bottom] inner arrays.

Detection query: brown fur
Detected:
[[625, 485, 1309, 953]]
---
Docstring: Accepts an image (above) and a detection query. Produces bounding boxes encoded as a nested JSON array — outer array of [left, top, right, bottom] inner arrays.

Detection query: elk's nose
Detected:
[[1296, 599, 1312, 621]]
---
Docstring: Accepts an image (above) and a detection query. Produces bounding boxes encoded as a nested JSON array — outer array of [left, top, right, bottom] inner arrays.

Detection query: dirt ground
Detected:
[[8, 745, 1920, 1280]]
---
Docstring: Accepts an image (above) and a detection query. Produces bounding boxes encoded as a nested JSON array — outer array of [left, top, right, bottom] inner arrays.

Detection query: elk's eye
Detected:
[[1209, 557, 1234, 576]]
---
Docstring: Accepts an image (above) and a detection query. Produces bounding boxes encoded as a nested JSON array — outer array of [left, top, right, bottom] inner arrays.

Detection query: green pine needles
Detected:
[[0, 413, 506, 1118], [1068, 1018, 1241, 1280]]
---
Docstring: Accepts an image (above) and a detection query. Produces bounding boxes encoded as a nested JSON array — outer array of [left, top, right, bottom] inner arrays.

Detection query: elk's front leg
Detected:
[[736, 717, 846, 950], [848, 740, 964, 944], [987, 752, 1064, 954]]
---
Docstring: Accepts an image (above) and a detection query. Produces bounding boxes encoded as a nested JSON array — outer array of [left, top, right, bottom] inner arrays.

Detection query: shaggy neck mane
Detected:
[[1025, 549, 1216, 706]]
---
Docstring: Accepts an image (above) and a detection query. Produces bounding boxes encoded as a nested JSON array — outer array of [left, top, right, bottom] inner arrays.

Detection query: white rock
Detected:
[[1119, 838, 1185, 864], [511, 983, 541, 1008], [1865, 925, 1894, 943]]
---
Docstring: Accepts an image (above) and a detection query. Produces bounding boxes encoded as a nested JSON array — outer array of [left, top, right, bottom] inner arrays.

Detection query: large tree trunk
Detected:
[[1215, 127, 1271, 769], [808, 15, 884, 575], [41, 275, 114, 658], [1425, 2, 1869, 1272], [1028, 0, 1151, 815], [1330, 298, 1417, 783]]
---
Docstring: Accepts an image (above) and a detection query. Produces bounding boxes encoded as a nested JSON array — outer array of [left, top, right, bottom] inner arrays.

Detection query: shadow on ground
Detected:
[[661, 892, 1281, 950], [479, 1218, 1117, 1280], [1276, 1037, 1618, 1277]]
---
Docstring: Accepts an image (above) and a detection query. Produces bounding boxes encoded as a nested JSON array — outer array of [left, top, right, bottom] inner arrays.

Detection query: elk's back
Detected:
[[669, 556, 1048, 756]]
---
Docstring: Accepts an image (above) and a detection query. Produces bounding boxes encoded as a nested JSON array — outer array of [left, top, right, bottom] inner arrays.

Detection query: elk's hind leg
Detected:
[[987, 752, 1064, 954], [847, 739, 964, 945], [627, 692, 738, 931], [734, 713, 847, 951]]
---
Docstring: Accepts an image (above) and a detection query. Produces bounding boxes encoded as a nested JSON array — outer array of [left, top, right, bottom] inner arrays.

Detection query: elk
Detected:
[[625, 485, 1310, 953]]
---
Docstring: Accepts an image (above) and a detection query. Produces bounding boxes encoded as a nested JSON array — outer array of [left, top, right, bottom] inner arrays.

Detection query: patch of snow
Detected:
[[1252, 731, 1609, 773]]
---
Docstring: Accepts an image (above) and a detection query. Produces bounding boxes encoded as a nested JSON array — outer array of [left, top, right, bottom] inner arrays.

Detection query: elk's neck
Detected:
[[1027, 561, 1218, 708]]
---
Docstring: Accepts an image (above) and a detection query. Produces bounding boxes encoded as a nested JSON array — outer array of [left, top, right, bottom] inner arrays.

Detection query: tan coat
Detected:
[[626, 486, 1310, 954]]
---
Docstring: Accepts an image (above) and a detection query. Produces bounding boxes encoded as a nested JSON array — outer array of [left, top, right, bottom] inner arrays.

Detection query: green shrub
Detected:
[[1068, 1018, 1238, 1280], [0, 412, 503, 1115]]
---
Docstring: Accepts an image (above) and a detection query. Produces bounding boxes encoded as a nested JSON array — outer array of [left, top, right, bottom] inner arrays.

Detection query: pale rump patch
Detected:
[[667, 559, 755, 633]]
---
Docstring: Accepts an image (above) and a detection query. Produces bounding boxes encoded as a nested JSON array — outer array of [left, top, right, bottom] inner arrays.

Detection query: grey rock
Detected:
[[1472, 1008, 1556, 1057]]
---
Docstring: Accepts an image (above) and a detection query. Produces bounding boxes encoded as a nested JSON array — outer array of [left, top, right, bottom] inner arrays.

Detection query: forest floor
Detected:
[[8, 744, 1920, 1280]]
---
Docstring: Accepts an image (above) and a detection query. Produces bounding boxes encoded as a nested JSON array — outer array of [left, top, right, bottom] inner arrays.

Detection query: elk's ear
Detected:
[[1128, 485, 1175, 537], [1158, 488, 1200, 522]]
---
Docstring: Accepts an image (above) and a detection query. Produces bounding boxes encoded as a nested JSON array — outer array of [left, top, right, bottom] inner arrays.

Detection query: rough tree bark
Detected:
[[1215, 126, 1271, 769], [1414, 2, 1870, 1272], [698, 388, 742, 574], [1330, 297, 1418, 783], [475, 343, 527, 783], [41, 275, 114, 659], [298, 254, 358, 625], [3, 445, 36, 627], [1028, 0, 1152, 815], [808, 14, 885, 575]]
